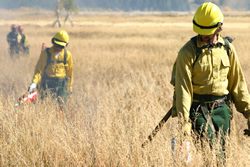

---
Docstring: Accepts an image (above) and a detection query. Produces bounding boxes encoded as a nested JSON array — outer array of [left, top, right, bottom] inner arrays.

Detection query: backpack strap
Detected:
[[44, 48, 51, 74], [224, 36, 234, 43], [223, 36, 234, 56], [64, 48, 67, 65], [191, 36, 209, 67], [191, 35, 233, 67], [44, 48, 68, 76], [191, 36, 200, 67], [45, 48, 67, 66], [46, 48, 51, 66], [42, 48, 68, 87]]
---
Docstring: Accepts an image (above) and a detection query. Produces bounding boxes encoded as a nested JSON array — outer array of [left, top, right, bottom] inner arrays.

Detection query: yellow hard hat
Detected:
[[193, 2, 223, 35], [52, 30, 69, 46]]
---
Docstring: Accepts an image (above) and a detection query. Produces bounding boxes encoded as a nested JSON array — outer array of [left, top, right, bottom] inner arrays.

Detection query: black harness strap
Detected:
[[190, 35, 232, 67], [199, 97, 216, 133], [46, 48, 68, 66], [191, 36, 209, 67], [43, 48, 68, 82], [193, 94, 228, 102], [224, 36, 234, 56]]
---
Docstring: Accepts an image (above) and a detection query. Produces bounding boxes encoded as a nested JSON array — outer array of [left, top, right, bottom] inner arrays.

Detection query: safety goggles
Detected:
[[54, 44, 64, 49]]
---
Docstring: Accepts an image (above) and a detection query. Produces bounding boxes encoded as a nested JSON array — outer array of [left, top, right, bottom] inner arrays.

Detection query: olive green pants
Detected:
[[41, 84, 68, 113], [190, 103, 231, 162]]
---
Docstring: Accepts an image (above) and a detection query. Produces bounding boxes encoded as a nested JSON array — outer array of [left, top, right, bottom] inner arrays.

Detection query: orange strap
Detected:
[[41, 43, 46, 52]]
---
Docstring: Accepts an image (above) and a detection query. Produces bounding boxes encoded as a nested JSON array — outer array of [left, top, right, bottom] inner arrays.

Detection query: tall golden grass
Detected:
[[0, 12, 250, 166]]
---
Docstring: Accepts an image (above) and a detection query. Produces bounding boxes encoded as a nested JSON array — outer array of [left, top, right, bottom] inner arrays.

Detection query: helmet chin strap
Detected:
[[208, 23, 222, 44]]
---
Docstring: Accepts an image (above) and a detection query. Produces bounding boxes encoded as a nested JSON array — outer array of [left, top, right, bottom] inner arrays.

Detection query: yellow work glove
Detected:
[[183, 121, 192, 136]]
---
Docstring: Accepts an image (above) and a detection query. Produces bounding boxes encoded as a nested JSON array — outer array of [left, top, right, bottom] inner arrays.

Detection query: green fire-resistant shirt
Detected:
[[175, 34, 250, 134]]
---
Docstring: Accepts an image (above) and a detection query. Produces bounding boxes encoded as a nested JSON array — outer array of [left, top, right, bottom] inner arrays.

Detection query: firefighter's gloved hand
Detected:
[[183, 121, 192, 136], [28, 83, 37, 93]]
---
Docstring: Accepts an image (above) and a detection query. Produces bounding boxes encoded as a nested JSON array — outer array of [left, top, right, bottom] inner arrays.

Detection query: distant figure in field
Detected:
[[52, 0, 78, 28], [63, 0, 78, 27], [64, 6, 73, 27], [7, 24, 21, 57], [52, 0, 62, 27], [18, 25, 30, 54]]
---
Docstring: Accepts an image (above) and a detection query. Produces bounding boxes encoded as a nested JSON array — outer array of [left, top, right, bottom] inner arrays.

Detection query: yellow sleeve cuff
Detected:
[[69, 86, 72, 93], [183, 122, 192, 136]]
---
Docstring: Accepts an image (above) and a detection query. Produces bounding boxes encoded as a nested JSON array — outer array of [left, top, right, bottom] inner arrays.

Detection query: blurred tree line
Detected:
[[74, 0, 190, 11], [56, 0, 78, 14], [0, 0, 56, 10], [0, 0, 189, 11], [0, 0, 249, 11]]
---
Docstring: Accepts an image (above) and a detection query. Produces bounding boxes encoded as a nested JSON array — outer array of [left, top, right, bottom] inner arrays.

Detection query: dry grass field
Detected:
[[0, 9, 250, 166]]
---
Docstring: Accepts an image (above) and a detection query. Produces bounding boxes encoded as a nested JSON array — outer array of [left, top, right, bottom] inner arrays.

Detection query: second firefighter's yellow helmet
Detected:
[[52, 30, 69, 47], [193, 2, 223, 35]]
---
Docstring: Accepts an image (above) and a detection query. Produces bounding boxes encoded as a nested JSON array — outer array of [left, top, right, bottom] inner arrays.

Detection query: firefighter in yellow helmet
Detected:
[[28, 30, 73, 111], [171, 2, 250, 163], [18, 25, 30, 54]]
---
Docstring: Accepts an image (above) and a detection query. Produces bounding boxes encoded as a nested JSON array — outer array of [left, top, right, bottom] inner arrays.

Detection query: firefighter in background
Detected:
[[63, 0, 78, 27], [52, 0, 62, 27], [18, 25, 30, 54], [28, 30, 73, 112], [7, 24, 21, 57], [64, 8, 74, 27]]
